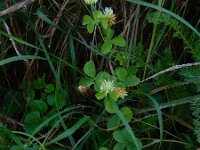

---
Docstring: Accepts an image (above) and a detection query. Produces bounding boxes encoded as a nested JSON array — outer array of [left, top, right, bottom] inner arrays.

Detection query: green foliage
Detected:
[[83, 15, 95, 33], [24, 111, 43, 134], [180, 66, 200, 143], [83, 60, 96, 77], [101, 34, 126, 54], [23, 76, 68, 134], [99, 147, 108, 150], [80, 60, 141, 148], [83, 8, 126, 55], [113, 128, 142, 150], [153, 48, 176, 85], [28, 100, 48, 113], [147, 12, 200, 61], [191, 97, 200, 143], [0, 0, 199, 149], [180, 66, 200, 92]]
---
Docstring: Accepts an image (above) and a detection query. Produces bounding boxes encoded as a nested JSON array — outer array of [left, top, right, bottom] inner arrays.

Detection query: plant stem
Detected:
[[143, 24, 157, 79], [12, 131, 46, 150]]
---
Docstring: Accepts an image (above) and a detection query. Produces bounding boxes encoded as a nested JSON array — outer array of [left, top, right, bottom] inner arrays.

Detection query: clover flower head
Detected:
[[114, 87, 128, 99], [78, 85, 87, 95], [103, 7, 114, 16], [84, 0, 98, 5], [102, 7, 116, 26], [100, 80, 115, 95]]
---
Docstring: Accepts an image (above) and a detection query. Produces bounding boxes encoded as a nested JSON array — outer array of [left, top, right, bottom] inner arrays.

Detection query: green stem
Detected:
[[143, 24, 157, 79], [143, 0, 163, 79], [12, 131, 46, 150]]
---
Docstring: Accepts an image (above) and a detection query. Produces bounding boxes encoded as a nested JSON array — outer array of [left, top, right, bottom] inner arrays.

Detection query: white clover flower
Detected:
[[100, 80, 115, 95], [84, 0, 98, 5], [103, 7, 114, 17], [102, 7, 116, 26]]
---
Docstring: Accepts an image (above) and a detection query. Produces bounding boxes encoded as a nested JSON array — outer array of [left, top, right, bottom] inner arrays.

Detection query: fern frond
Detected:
[[191, 97, 200, 143], [180, 66, 200, 143], [147, 12, 200, 61]]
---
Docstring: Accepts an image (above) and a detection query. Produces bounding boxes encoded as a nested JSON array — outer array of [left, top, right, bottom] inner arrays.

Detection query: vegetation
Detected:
[[0, 0, 200, 149]]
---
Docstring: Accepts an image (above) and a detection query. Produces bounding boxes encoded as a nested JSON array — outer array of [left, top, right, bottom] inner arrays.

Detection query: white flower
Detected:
[[103, 7, 114, 17], [102, 7, 116, 26], [100, 80, 115, 95], [84, 0, 98, 5]]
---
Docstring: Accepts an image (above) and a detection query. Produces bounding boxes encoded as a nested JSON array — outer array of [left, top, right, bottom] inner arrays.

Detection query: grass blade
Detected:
[[0, 55, 46, 66], [36, 9, 65, 32], [47, 116, 89, 145], [69, 31, 77, 84], [144, 93, 163, 149]]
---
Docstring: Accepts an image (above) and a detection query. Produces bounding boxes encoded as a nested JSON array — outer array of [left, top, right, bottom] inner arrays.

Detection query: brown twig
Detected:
[[0, 0, 36, 17]]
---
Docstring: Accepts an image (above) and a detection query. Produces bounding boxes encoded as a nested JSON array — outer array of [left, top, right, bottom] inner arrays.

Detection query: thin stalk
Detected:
[[12, 131, 46, 150], [143, 24, 157, 79], [143, 0, 163, 79]]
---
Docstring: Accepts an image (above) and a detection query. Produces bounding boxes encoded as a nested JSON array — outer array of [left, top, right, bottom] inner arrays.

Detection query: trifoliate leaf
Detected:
[[111, 36, 126, 47], [101, 40, 112, 54], [83, 60, 96, 78]]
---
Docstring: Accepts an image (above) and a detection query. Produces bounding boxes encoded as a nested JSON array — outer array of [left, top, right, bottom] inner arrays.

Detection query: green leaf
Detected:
[[116, 67, 127, 82], [125, 75, 140, 87], [10, 145, 24, 150], [107, 115, 121, 128], [33, 76, 46, 89], [111, 36, 126, 47], [87, 22, 95, 33], [127, 143, 140, 150], [101, 20, 108, 29], [113, 128, 131, 144], [127, 66, 138, 75], [95, 92, 106, 100], [83, 15, 93, 25], [105, 97, 115, 114], [115, 53, 127, 66], [47, 93, 54, 106], [108, 98, 141, 150], [114, 143, 126, 150], [94, 83, 100, 92], [47, 89, 68, 109], [101, 40, 112, 54], [106, 28, 114, 39], [109, 92, 119, 102], [44, 84, 54, 93], [24, 111, 42, 134], [28, 100, 48, 113], [47, 109, 60, 127], [99, 147, 108, 150], [79, 77, 94, 87], [10, 144, 36, 150], [83, 60, 96, 78], [94, 10, 104, 19], [120, 107, 133, 122], [95, 72, 111, 83]]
